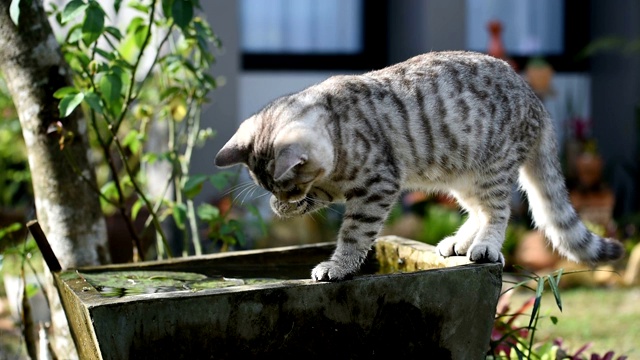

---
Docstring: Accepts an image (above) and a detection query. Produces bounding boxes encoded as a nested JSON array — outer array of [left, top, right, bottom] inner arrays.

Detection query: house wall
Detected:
[[590, 0, 640, 214]]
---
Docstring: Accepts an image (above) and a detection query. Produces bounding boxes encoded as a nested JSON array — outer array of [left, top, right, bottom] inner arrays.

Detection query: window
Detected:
[[240, 0, 388, 70], [465, 0, 590, 71]]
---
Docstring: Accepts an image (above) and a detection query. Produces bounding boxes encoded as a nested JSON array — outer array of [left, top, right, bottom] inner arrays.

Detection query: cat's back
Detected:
[[369, 51, 512, 79], [310, 51, 533, 107]]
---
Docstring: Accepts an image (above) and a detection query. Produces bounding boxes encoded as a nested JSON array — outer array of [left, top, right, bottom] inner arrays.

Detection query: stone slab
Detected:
[[55, 237, 502, 359]]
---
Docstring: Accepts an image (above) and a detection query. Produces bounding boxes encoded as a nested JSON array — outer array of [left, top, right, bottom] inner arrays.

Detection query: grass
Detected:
[[510, 285, 640, 358]]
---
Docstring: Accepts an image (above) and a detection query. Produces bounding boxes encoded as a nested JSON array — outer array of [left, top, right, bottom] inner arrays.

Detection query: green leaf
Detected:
[[547, 274, 563, 312], [550, 316, 558, 325], [160, 86, 183, 101], [53, 86, 79, 99], [162, 0, 174, 18], [25, 283, 40, 299], [512, 345, 525, 360], [126, 17, 144, 35], [64, 51, 91, 73], [528, 278, 545, 329], [172, 203, 187, 230], [134, 24, 149, 47], [99, 72, 123, 106], [104, 26, 123, 41], [122, 130, 142, 154], [197, 203, 220, 222], [172, 0, 193, 29], [0, 223, 23, 240], [209, 173, 230, 190], [142, 152, 158, 164], [220, 235, 237, 246], [9, 0, 21, 26], [94, 47, 115, 61], [555, 268, 563, 285], [128, 1, 149, 13], [82, 3, 105, 45], [61, 0, 87, 24], [201, 73, 218, 90], [67, 26, 83, 43], [100, 181, 118, 199], [184, 175, 208, 199], [59, 92, 85, 118], [83, 91, 103, 114], [131, 198, 144, 220]]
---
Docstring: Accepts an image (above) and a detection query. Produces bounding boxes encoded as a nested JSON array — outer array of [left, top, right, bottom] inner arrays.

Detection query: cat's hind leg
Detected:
[[464, 173, 516, 265], [437, 171, 515, 264]]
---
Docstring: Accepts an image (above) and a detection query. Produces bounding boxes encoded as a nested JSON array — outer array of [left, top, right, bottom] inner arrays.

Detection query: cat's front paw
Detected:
[[468, 243, 505, 265], [311, 260, 357, 281], [436, 236, 472, 257]]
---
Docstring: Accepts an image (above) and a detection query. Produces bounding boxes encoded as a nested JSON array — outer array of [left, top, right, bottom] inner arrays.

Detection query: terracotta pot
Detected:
[[526, 63, 554, 95], [575, 153, 603, 188]]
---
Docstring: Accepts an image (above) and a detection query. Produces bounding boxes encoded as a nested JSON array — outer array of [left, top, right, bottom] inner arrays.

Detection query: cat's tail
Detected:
[[518, 121, 624, 264]]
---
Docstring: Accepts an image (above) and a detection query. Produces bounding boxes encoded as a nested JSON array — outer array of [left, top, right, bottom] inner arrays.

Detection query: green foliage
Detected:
[[42, 0, 260, 259], [417, 204, 466, 245], [489, 269, 566, 359], [489, 269, 629, 360], [0, 76, 31, 208], [579, 36, 640, 59]]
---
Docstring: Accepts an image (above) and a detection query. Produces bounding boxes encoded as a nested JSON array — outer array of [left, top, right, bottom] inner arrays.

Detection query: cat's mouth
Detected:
[[269, 195, 309, 218]]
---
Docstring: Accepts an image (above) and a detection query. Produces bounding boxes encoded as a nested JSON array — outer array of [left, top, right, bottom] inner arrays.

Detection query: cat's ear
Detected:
[[274, 143, 308, 181], [215, 139, 249, 168], [215, 117, 257, 167]]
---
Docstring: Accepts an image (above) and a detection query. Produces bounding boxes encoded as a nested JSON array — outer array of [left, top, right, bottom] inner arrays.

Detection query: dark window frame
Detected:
[[508, 0, 591, 72], [241, 0, 589, 72], [241, 0, 389, 71]]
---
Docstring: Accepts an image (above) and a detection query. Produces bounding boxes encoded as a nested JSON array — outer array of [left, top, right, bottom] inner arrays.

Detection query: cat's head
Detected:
[[214, 106, 333, 206]]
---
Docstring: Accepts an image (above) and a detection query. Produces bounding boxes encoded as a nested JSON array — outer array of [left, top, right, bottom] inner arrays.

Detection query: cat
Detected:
[[215, 51, 624, 281]]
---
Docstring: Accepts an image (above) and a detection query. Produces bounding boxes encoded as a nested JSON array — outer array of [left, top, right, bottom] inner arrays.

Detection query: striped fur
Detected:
[[215, 51, 624, 281]]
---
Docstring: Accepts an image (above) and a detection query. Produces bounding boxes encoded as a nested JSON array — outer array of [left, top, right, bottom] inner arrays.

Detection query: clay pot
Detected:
[[575, 153, 603, 188], [525, 61, 554, 96]]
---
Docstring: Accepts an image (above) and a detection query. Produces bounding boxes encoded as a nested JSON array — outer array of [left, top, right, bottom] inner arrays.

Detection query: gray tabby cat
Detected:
[[215, 51, 623, 281]]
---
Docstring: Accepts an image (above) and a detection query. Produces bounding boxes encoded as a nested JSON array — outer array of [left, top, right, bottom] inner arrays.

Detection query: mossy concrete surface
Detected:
[[56, 237, 502, 359]]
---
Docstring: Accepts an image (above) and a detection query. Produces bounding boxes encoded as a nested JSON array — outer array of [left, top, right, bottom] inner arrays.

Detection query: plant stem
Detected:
[[109, 125, 173, 258], [186, 199, 201, 255], [86, 108, 145, 259], [108, 0, 158, 143], [184, 102, 202, 255]]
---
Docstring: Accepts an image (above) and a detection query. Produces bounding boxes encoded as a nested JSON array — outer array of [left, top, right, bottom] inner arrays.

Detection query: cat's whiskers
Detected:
[[222, 180, 255, 198], [232, 183, 257, 205], [241, 185, 261, 205], [254, 191, 271, 200], [305, 196, 342, 216]]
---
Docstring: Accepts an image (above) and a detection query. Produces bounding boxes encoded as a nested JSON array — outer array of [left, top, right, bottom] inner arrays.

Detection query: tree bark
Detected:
[[0, 0, 109, 267], [0, 1, 110, 357]]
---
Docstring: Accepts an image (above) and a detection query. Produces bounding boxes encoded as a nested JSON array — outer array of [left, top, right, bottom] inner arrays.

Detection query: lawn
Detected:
[[510, 285, 640, 358]]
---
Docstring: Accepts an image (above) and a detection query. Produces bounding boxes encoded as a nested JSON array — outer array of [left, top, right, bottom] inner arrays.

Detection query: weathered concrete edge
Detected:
[[374, 235, 474, 271]]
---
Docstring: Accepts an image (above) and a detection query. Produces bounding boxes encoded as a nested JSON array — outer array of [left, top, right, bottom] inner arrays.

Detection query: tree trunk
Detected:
[[0, 0, 110, 266], [0, 0, 110, 357]]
